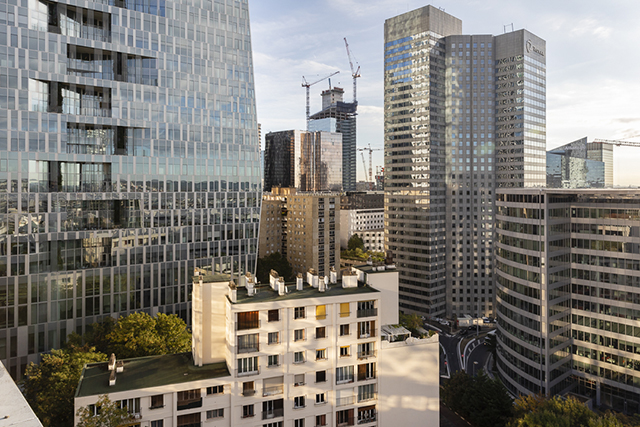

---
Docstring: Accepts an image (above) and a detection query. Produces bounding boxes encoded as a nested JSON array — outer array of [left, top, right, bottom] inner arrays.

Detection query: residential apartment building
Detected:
[[495, 188, 640, 413], [309, 88, 357, 192], [383, 6, 546, 318], [258, 188, 339, 278], [0, 0, 261, 377], [340, 193, 384, 252], [74, 265, 440, 427], [547, 137, 611, 189]]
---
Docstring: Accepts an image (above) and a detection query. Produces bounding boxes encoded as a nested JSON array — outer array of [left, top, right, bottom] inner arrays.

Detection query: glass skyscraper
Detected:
[[384, 6, 546, 318], [0, 0, 261, 378]]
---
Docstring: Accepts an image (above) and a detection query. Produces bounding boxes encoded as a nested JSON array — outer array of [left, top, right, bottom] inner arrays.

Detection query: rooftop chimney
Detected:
[[278, 277, 285, 295], [269, 269, 279, 290], [109, 370, 116, 386], [342, 270, 358, 288], [330, 267, 337, 284], [296, 273, 304, 291], [116, 360, 124, 373], [246, 272, 256, 297], [319, 276, 328, 292], [229, 281, 237, 303], [108, 353, 116, 371], [307, 268, 319, 288]]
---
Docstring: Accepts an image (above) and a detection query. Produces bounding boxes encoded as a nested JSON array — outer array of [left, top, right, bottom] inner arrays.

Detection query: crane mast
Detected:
[[302, 71, 339, 130], [344, 38, 361, 104]]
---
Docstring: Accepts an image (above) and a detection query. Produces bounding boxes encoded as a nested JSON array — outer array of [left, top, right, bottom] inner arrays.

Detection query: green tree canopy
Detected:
[[76, 395, 133, 427], [256, 252, 293, 285], [23, 345, 107, 427], [508, 395, 622, 427], [347, 233, 365, 251], [399, 312, 423, 331]]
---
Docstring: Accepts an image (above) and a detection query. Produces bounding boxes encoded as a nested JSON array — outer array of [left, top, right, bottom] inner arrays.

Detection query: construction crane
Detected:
[[593, 138, 640, 148], [302, 71, 339, 130], [358, 144, 382, 190], [344, 38, 361, 104]]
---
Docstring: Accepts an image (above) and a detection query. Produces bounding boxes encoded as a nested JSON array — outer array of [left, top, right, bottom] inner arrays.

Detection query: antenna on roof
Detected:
[[503, 23, 514, 33]]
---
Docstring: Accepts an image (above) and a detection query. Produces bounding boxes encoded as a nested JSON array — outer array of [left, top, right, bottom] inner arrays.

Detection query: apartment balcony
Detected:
[[357, 308, 378, 318], [358, 414, 377, 425], [237, 343, 260, 354], [242, 388, 255, 397], [337, 418, 355, 427], [357, 330, 376, 339], [262, 385, 284, 397], [262, 408, 284, 420], [336, 396, 355, 407], [176, 398, 202, 411], [236, 320, 261, 331], [236, 368, 260, 378], [357, 350, 377, 360], [357, 372, 377, 382]]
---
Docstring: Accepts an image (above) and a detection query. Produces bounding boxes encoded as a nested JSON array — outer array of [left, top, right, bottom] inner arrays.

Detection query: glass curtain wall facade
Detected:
[[385, 6, 545, 318], [299, 131, 342, 193], [263, 130, 301, 192], [0, 0, 261, 378], [496, 189, 640, 412]]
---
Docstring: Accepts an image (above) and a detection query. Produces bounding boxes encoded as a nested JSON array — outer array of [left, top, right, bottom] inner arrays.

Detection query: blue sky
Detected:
[[250, 1, 640, 186]]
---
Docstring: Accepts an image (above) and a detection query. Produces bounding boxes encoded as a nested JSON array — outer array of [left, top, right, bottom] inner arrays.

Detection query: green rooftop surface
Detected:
[[352, 264, 397, 274], [234, 281, 379, 304], [76, 352, 230, 398]]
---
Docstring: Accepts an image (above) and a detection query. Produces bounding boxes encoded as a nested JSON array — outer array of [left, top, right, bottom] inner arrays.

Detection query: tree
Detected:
[[104, 312, 191, 359], [76, 395, 132, 427], [508, 395, 608, 427], [347, 234, 364, 251], [23, 345, 107, 427], [256, 252, 294, 285], [399, 312, 423, 331]]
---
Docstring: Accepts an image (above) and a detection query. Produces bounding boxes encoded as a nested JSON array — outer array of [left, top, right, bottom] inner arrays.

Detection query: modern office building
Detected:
[[258, 187, 340, 278], [340, 192, 384, 252], [264, 130, 343, 193], [0, 0, 261, 377], [74, 265, 440, 427], [495, 188, 640, 412], [384, 6, 546, 318], [309, 88, 357, 192], [547, 137, 611, 188]]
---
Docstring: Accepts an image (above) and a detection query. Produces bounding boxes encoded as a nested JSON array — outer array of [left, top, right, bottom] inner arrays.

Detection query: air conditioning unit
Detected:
[[134, 414, 141, 420]]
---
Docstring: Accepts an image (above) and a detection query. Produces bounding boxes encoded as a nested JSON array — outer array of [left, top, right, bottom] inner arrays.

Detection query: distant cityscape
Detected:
[[1, 1, 639, 426]]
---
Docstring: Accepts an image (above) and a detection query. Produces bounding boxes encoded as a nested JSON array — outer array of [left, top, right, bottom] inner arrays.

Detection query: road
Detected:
[[466, 339, 490, 376]]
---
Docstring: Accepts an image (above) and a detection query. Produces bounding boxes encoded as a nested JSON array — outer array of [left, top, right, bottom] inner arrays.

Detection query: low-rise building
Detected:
[[340, 193, 384, 252], [74, 264, 439, 427]]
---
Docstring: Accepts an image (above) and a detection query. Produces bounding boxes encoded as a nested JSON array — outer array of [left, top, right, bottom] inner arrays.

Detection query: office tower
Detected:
[[547, 137, 609, 188], [258, 188, 339, 278], [384, 6, 546, 318], [340, 192, 385, 251], [586, 140, 614, 187], [264, 130, 302, 192], [74, 265, 440, 427], [0, 0, 261, 377], [309, 88, 357, 192], [495, 189, 640, 412]]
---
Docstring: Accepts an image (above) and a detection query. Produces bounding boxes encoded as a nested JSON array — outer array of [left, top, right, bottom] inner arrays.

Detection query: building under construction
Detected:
[[309, 87, 357, 192]]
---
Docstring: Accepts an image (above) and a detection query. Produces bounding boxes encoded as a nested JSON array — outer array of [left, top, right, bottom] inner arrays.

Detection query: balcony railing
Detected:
[[242, 388, 255, 397], [357, 330, 376, 339], [236, 368, 260, 377], [236, 320, 261, 331], [357, 350, 377, 360], [357, 308, 378, 318], [176, 398, 202, 411], [237, 343, 260, 354], [358, 371, 377, 382], [358, 414, 377, 425], [336, 396, 355, 407], [337, 418, 355, 427], [336, 377, 354, 385], [262, 408, 284, 420], [262, 385, 284, 397], [358, 393, 377, 403]]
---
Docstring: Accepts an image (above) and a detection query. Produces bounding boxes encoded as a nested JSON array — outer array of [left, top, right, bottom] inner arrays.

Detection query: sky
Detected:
[[249, 0, 640, 186]]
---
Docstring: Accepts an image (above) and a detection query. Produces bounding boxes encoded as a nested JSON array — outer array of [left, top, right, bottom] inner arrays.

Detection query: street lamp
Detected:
[[473, 361, 478, 377]]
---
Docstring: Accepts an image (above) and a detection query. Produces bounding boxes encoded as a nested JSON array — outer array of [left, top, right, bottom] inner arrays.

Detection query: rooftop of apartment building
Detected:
[[497, 188, 640, 196], [75, 353, 230, 398]]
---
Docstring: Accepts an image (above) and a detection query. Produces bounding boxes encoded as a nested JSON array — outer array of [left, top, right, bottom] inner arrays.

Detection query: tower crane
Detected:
[[593, 138, 640, 148], [358, 144, 382, 190], [344, 38, 361, 104], [302, 71, 339, 130]]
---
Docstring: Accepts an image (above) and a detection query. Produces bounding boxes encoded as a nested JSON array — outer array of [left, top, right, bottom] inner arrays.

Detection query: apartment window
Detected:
[[268, 331, 280, 345], [316, 304, 326, 320], [340, 324, 350, 336], [357, 342, 374, 359], [358, 406, 376, 424], [294, 307, 306, 319], [358, 362, 376, 381], [177, 413, 201, 427], [206, 408, 224, 419], [340, 346, 350, 357], [316, 415, 327, 426], [294, 396, 306, 409], [150, 394, 163, 409], [336, 366, 354, 384], [358, 384, 376, 402], [268, 354, 280, 367], [316, 370, 326, 383], [237, 311, 259, 330], [119, 397, 141, 414], [336, 409, 354, 426], [294, 329, 305, 341], [242, 404, 254, 418], [237, 333, 259, 353], [151, 421, 163, 427], [294, 373, 305, 386], [357, 321, 375, 339], [268, 309, 280, 322], [238, 356, 259, 375], [357, 300, 376, 318], [316, 392, 327, 404], [294, 351, 305, 364], [242, 381, 255, 397], [207, 385, 224, 395], [340, 303, 350, 317], [264, 422, 283, 427], [294, 419, 305, 427], [316, 326, 326, 339], [316, 348, 327, 360]]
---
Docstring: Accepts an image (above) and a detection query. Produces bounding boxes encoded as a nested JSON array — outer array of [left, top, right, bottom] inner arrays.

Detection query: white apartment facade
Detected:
[[74, 266, 439, 427], [340, 210, 385, 252]]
